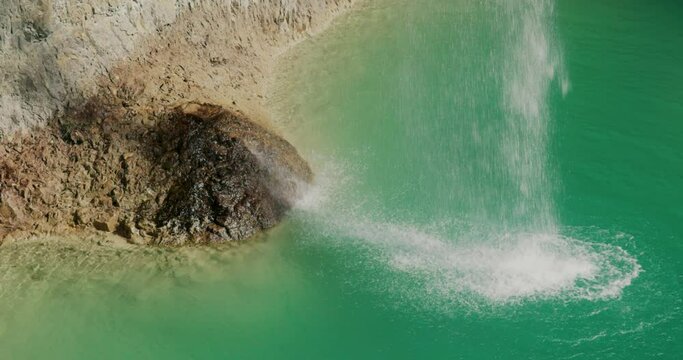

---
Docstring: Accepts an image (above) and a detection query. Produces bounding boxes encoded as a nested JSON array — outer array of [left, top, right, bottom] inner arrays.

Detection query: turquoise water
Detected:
[[1, 0, 682, 358]]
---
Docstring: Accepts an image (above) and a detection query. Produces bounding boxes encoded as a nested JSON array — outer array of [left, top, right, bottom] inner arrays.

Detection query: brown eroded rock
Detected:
[[93, 215, 118, 233], [0, 102, 311, 245], [0, 191, 23, 221]]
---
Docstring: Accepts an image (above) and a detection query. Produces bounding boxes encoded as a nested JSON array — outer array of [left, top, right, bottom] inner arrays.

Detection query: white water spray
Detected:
[[282, 0, 638, 309], [293, 158, 639, 308], [499, 0, 569, 232]]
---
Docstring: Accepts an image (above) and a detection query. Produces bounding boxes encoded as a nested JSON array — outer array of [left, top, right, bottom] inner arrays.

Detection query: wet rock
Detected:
[[207, 223, 231, 242], [0, 103, 311, 245], [154, 112, 277, 242]]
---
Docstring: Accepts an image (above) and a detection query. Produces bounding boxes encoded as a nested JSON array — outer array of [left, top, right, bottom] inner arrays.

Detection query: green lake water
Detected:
[[1, 0, 681, 358]]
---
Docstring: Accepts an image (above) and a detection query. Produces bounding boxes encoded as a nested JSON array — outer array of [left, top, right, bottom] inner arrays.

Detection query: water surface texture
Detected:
[[1, 0, 682, 358]]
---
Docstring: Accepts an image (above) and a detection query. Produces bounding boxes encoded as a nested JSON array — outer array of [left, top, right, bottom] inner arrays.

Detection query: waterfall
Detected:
[[500, 0, 564, 233], [281, 0, 639, 310]]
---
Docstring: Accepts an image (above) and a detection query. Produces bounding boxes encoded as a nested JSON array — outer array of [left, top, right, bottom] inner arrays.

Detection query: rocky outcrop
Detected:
[[0, 102, 311, 245]]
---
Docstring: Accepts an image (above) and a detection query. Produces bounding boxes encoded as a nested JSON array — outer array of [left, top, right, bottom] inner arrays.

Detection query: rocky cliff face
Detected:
[[0, 0, 354, 244]]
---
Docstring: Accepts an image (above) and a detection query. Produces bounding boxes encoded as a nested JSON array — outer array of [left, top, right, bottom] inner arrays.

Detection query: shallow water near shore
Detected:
[[1, 0, 682, 358]]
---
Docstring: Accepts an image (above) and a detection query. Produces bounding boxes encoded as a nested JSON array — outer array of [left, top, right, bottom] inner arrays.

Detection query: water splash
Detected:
[[279, 0, 637, 309], [292, 159, 640, 307]]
